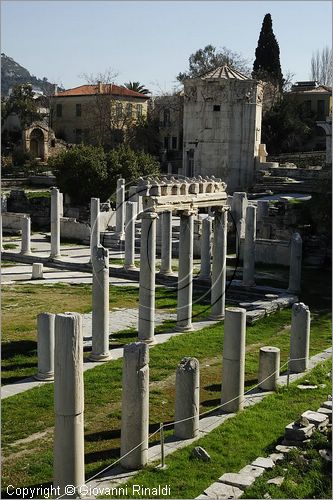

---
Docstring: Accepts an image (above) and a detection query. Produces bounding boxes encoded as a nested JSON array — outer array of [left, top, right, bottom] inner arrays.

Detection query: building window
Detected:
[[137, 104, 143, 118], [164, 136, 169, 150], [56, 103, 62, 117], [116, 102, 123, 118], [172, 136, 177, 149], [213, 105, 220, 111], [317, 100, 325, 120], [76, 103, 82, 117], [126, 103, 132, 118], [163, 109, 171, 126]]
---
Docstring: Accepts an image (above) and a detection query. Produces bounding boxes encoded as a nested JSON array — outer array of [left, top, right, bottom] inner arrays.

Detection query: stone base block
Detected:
[[239, 464, 265, 478], [204, 482, 243, 499], [251, 457, 275, 469], [317, 407, 332, 423], [301, 410, 329, 429], [284, 422, 315, 441], [89, 352, 111, 362], [34, 371, 54, 381], [175, 324, 194, 332], [219, 472, 256, 490]]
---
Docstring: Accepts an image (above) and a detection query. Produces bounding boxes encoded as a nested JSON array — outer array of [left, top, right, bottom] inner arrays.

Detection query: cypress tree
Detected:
[[252, 13, 284, 89]]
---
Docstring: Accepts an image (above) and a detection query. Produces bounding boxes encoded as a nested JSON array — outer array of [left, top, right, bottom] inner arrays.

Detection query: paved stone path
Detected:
[[87, 347, 332, 494]]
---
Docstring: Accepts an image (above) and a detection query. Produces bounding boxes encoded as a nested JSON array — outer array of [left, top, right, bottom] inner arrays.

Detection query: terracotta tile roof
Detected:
[[54, 84, 149, 99]]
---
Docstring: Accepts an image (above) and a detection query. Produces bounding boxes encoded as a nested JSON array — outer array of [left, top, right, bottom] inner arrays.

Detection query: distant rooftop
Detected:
[[200, 65, 249, 81], [290, 81, 332, 93], [54, 83, 149, 99]]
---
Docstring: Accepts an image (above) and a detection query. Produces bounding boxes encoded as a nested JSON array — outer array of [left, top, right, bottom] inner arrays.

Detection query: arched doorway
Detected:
[[29, 128, 45, 159]]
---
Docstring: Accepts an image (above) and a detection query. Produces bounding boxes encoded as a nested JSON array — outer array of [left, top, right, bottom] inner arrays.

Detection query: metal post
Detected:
[[160, 423, 165, 469]]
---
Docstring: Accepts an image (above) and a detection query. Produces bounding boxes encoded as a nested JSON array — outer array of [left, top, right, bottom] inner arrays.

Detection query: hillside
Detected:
[[1, 53, 61, 97]]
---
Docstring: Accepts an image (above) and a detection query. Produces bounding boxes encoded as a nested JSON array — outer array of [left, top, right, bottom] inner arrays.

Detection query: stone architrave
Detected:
[[90, 245, 111, 361], [242, 205, 256, 287], [124, 201, 137, 270], [90, 198, 100, 257], [50, 187, 61, 259], [211, 209, 228, 319], [174, 357, 200, 439], [53, 313, 85, 497], [21, 215, 32, 255], [35, 312, 55, 381], [32, 263, 43, 279], [258, 346, 280, 391], [138, 211, 157, 343], [159, 210, 173, 276], [176, 210, 195, 331], [289, 302, 310, 373], [116, 178, 125, 237], [288, 233, 302, 294], [221, 307, 246, 412], [198, 216, 212, 280], [120, 342, 149, 470]]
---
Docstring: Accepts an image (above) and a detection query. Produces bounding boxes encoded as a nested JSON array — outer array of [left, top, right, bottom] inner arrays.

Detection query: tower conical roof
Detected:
[[201, 65, 249, 80]]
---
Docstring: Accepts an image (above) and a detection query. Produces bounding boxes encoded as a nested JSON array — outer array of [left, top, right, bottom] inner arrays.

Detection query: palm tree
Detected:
[[124, 81, 150, 95]]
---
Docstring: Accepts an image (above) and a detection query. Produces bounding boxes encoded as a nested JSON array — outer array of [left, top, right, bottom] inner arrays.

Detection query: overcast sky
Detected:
[[1, 1, 331, 93]]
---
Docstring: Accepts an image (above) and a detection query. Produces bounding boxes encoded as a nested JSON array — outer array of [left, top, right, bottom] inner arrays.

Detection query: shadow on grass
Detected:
[[2, 340, 36, 360]]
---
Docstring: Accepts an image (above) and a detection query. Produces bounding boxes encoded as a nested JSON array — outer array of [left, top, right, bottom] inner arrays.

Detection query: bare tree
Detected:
[[310, 47, 332, 86]]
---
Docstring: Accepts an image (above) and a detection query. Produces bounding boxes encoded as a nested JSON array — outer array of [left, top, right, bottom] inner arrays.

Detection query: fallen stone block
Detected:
[[317, 407, 332, 423], [284, 422, 315, 441], [239, 464, 265, 478], [301, 410, 329, 430], [219, 472, 256, 490], [323, 401, 332, 410], [297, 384, 318, 390], [191, 446, 211, 462], [319, 449, 332, 463], [246, 309, 266, 324], [204, 482, 243, 499], [251, 457, 275, 469], [275, 445, 297, 453], [269, 453, 284, 463], [267, 476, 284, 486]]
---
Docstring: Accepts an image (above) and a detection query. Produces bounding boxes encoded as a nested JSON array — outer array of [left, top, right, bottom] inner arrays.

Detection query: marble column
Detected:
[[90, 245, 111, 361], [289, 302, 310, 373], [174, 357, 200, 439], [258, 346, 280, 391], [257, 200, 269, 221], [21, 216, 32, 255], [198, 216, 212, 281], [54, 313, 85, 497], [121, 342, 149, 470], [32, 263, 43, 279], [138, 211, 157, 343], [176, 210, 195, 331], [124, 201, 137, 270], [242, 205, 256, 287], [50, 187, 61, 259], [159, 210, 173, 276], [0, 212, 3, 252], [90, 197, 100, 256], [288, 232, 302, 294], [221, 307, 246, 412], [116, 178, 125, 237], [211, 210, 228, 319], [35, 312, 55, 381]]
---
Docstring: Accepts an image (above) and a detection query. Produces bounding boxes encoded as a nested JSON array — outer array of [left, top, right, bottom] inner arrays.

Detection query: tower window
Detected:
[[213, 105, 220, 111]]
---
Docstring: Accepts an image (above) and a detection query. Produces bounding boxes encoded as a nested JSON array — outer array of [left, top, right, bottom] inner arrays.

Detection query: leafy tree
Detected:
[[310, 47, 332, 86], [177, 44, 250, 81], [3, 83, 41, 127], [127, 115, 161, 155], [252, 14, 284, 90], [124, 81, 150, 94], [49, 144, 160, 204]]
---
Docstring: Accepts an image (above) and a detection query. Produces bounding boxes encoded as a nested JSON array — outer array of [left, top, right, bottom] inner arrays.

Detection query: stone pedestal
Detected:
[[90, 245, 111, 361], [288, 233, 302, 294], [176, 211, 195, 331], [258, 346, 280, 391], [124, 201, 137, 270], [115, 178, 125, 238], [90, 198, 100, 257], [138, 212, 157, 344], [289, 302, 310, 373], [54, 313, 85, 497], [50, 187, 61, 259], [35, 312, 55, 381], [221, 307, 246, 412], [198, 216, 212, 280], [21, 216, 32, 255], [211, 210, 228, 319], [159, 210, 173, 276], [174, 357, 200, 439], [121, 342, 149, 470], [242, 205, 256, 287], [32, 263, 43, 279]]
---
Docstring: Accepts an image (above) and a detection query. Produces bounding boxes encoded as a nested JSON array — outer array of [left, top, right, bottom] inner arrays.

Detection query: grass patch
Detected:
[[26, 191, 50, 199], [3, 243, 18, 250]]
